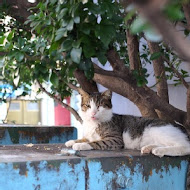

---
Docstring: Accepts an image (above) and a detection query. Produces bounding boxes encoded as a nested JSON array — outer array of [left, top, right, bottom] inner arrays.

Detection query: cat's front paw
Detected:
[[152, 147, 164, 158], [65, 140, 76, 147], [72, 143, 93, 151], [141, 145, 158, 154], [141, 146, 152, 154]]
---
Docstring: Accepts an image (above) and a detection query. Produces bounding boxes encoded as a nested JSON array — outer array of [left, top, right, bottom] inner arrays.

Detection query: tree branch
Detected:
[[186, 86, 190, 131], [183, 2, 190, 31], [0, 0, 39, 23], [93, 71, 158, 118], [74, 69, 98, 93], [106, 49, 186, 124], [37, 80, 83, 124], [106, 49, 127, 72], [126, 18, 141, 71], [162, 56, 189, 89], [147, 41, 169, 120], [147, 42, 169, 101], [133, 0, 190, 63]]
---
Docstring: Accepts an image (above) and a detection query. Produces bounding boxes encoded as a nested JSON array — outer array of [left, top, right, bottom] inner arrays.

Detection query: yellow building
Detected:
[[6, 100, 41, 125]]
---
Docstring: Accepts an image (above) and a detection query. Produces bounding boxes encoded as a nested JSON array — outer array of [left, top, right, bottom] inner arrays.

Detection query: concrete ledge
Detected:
[[0, 144, 189, 190], [0, 125, 77, 144]]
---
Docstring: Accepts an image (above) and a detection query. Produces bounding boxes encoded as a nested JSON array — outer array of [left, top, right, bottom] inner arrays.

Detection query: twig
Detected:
[[2, 98, 12, 124], [37, 80, 83, 124], [162, 56, 189, 89], [52, 69, 79, 91]]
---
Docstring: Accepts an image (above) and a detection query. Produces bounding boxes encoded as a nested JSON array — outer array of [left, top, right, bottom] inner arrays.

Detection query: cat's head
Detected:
[[78, 88, 113, 123]]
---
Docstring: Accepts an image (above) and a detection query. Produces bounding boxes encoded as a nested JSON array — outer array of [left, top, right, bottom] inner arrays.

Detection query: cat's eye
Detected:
[[83, 104, 91, 108]]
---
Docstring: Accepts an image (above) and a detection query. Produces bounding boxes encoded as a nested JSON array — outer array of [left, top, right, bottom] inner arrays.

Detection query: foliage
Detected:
[[0, 0, 126, 101], [0, 0, 189, 102]]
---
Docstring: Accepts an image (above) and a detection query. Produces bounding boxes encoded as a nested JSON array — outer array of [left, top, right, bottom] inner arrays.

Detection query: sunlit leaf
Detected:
[[70, 47, 82, 64]]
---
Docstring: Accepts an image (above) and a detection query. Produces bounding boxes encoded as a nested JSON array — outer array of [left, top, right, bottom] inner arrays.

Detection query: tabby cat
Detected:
[[65, 88, 190, 157]]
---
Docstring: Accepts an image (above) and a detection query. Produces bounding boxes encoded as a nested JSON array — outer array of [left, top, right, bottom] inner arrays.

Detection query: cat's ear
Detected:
[[101, 90, 112, 99], [78, 88, 89, 97]]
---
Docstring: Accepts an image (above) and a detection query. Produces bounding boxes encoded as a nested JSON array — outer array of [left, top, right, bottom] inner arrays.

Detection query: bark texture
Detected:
[[74, 69, 98, 94], [0, 0, 38, 23], [147, 42, 169, 120]]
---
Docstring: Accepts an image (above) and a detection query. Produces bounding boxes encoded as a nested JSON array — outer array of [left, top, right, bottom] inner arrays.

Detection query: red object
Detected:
[[54, 98, 71, 126]]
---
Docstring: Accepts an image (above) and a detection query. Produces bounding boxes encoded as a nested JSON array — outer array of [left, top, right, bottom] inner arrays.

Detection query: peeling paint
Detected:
[[0, 155, 188, 190], [0, 126, 189, 190], [0, 126, 77, 145]]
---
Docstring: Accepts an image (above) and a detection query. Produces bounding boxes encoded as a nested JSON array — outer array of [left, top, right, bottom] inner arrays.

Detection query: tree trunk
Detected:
[[147, 41, 169, 120], [106, 49, 186, 124], [93, 72, 158, 118], [74, 69, 98, 93], [183, 2, 190, 31], [0, 0, 38, 23], [126, 22, 141, 71], [186, 87, 190, 133], [133, 0, 190, 63]]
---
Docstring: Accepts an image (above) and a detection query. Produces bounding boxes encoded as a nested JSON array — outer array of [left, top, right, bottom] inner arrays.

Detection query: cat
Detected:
[[65, 88, 190, 157]]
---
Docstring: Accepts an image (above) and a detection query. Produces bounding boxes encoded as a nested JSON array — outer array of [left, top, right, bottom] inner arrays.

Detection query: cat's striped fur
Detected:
[[65, 89, 190, 157]]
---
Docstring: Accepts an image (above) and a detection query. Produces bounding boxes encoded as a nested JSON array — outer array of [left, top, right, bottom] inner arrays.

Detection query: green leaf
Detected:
[[50, 0, 57, 5], [61, 39, 73, 51], [79, 59, 92, 71], [84, 68, 94, 80], [124, 10, 136, 22], [58, 8, 68, 21], [66, 20, 74, 31], [55, 28, 67, 41], [95, 24, 116, 47], [72, 40, 81, 48], [27, 15, 36, 21], [49, 42, 59, 53], [87, 3, 101, 14], [184, 29, 190, 36], [144, 28, 162, 42], [83, 44, 95, 58], [97, 53, 107, 65], [0, 36, 5, 44], [150, 52, 162, 60], [81, 24, 91, 35], [45, 18, 51, 25], [18, 37, 25, 49], [181, 69, 189, 75], [74, 16, 80, 24], [130, 17, 150, 34], [70, 47, 82, 63], [165, 4, 184, 21], [61, 19, 69, 27], [0, 56, 5, 68], [15, 52, 24, 62], [7, 30, 14, 42]]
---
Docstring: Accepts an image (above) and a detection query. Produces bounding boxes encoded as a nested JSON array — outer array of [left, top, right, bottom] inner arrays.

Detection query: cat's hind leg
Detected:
[[152, 146, 190, 157], [141, 144, 159, 154]]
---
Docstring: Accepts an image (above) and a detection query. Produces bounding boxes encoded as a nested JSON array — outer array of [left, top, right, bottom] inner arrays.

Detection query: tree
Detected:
[[0, 0, 190, 131]]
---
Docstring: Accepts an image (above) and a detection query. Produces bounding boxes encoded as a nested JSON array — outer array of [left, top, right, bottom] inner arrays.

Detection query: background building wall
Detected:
[[54, 98, 71, 126]]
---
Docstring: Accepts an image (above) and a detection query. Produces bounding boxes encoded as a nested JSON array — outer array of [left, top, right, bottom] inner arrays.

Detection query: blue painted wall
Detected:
[[0, 125, 188, 190], [0, 155, 188, 190], [0, 126, 77, 145]]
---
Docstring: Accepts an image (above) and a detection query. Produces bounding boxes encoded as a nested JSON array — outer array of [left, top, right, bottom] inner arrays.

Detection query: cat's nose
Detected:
[[91, 112, 96, 116]]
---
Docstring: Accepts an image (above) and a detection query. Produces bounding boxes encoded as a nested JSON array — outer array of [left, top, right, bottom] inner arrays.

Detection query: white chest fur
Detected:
[[82, 120, 101, 142]]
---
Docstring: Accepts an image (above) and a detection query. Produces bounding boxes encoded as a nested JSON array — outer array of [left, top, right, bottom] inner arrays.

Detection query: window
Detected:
[[27, 102, 39, 111], [9, 102, 20, 111]]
